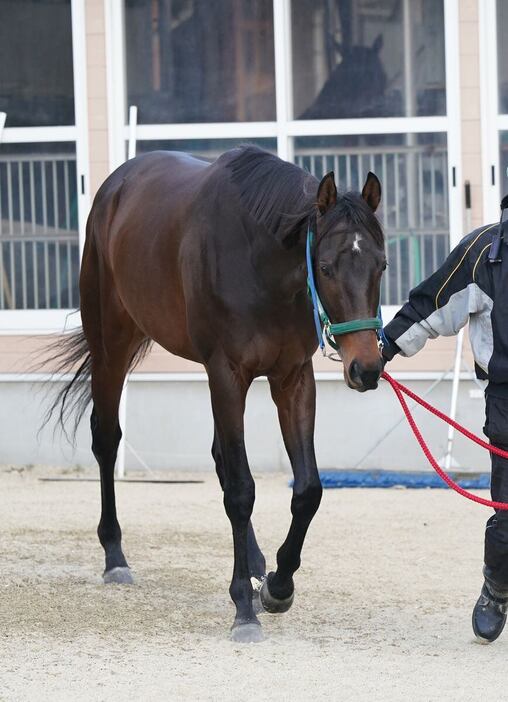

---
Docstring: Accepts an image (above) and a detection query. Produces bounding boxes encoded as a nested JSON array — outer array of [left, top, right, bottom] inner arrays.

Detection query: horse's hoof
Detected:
[[230, 621, 265, 644], [260, 573, 294, 613], [251, 576, 266, 615], [103, 566, 134, 585]]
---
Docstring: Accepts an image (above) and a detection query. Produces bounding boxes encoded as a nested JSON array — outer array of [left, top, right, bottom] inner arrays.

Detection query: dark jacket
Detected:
[[383, 222, 508, 398]]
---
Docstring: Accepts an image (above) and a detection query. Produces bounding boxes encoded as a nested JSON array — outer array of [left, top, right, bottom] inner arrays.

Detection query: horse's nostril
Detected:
[[349, 360, 361, 383], [361, 369, 381, 388], [349, 360, 381, 389]]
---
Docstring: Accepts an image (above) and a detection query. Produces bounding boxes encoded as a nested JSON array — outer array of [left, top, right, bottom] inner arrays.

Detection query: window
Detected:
[[0, 0, 85, 320], [0, 0, 75, 127], [125, 0, 276, 124], [292, 0, 446, 120], [498, 0, 508, 114], [0, 143, 79, 310], [115, 0, 458, 306]]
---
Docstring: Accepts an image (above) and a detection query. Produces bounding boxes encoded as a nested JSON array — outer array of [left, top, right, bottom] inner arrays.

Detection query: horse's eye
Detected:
[[320, 264, 331, 277], [381, 261, 388, 271]]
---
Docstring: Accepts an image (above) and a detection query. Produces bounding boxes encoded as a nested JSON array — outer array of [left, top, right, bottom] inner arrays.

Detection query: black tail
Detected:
[[40, 327, 152, 443], [40, 328, 92, 443]]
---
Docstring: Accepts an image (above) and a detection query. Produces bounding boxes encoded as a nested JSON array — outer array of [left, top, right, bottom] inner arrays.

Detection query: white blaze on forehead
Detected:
[[352, 233, 363, 253]]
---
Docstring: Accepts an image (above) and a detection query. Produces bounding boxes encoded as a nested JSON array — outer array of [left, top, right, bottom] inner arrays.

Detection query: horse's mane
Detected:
[[224, 145, 316, 242], [223, 145, 383, 247]]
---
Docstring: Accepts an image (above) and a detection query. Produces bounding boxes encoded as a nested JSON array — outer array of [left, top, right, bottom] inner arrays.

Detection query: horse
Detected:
[[48, 145, 386, 643], [300, 34, 388, 120]]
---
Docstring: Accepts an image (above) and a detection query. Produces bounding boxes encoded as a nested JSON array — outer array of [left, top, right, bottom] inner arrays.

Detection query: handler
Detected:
[[382, 203, 508, 644]]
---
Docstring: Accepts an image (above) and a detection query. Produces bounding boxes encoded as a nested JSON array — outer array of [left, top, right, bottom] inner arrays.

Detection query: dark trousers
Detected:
[[484, 393, 508, 591]]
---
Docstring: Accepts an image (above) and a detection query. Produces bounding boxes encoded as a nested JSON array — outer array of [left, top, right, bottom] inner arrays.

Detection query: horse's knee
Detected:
[[291, 477, 322, 520], [224, 478, 255, 525]]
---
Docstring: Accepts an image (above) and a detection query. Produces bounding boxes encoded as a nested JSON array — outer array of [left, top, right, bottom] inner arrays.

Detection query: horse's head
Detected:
[[313, 171, 385, 392]]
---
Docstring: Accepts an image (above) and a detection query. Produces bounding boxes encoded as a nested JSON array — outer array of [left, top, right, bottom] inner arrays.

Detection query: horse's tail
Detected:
[[40, 327, 92, 443], [40, 326, 153, 443]]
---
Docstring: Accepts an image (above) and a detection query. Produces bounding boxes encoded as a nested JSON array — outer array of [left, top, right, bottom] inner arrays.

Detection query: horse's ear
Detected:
[[316, 172, 337, 214], [362, 172, 381, 212], [372, 34, 383, 53]]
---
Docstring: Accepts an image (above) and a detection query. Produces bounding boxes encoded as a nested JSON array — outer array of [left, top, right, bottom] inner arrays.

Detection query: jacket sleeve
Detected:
[[382, 230, 491, 361]]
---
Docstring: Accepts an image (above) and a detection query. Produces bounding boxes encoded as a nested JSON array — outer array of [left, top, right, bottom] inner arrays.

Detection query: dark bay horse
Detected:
[[50, 146, 385, 642]]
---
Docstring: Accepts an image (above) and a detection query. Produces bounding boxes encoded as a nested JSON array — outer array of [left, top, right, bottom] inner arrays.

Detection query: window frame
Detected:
[[107, 0, 462, 271], [479, 0, 507, 221], [0, 0, 89, 334]]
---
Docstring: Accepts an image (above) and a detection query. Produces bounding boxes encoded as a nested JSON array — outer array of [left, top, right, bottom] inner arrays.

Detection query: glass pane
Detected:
[[294, 133, 449, 304], [125, 0, 276, 124], [0, 143, 79, 310], [500, 131, 508, 195], [0, 0, 74, 127], [292, 0, 446, 120], [498, 1, 508, 113], [135, 138, 277, 160]]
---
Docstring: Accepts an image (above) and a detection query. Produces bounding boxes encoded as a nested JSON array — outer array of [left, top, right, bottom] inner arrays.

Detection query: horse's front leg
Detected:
[[263, 361, 322, 612], [207, 359, 263, 643], [212, 424, 267, 581]]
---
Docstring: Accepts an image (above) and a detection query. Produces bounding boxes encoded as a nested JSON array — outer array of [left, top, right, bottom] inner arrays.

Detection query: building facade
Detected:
[[0, 0, 505, 472]]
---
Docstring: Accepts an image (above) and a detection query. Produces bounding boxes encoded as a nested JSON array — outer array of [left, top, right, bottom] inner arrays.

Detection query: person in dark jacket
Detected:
[[382, 215, 508, 643]]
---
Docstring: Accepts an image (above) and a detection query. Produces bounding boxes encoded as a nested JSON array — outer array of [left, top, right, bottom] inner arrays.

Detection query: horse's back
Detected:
[[82, 150, 213, 358], [92, 150, 208, 226]]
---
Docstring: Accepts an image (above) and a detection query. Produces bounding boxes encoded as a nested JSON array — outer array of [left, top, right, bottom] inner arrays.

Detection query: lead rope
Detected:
[[382, 370, 508, 510]]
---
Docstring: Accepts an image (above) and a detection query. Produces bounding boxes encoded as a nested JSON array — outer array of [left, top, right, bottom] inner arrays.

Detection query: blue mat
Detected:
[[316, 469, 491, 490]]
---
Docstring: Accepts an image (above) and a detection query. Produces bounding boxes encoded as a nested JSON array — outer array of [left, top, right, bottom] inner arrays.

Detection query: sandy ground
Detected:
[[1, 465, 507, 702]]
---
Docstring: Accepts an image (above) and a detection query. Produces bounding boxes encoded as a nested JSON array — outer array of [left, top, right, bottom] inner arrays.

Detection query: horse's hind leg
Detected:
[[262, 361, 322, 612], [207, 359, 263, 643], [81, 241, 144, 583], [90, 349, 134, 584], [212, 425, 266, 579]]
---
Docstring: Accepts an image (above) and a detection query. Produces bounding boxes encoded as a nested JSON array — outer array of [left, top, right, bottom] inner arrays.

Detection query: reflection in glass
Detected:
[[292, 0, 446, 120], [135, 138, 277, 161], [0, 144, 79, 310], [499, 132, 508, 196], [0, 0, 74, 127], [125, 0, 276, 124], [498, 1, 508, 113], [294, 134, 448, 304]]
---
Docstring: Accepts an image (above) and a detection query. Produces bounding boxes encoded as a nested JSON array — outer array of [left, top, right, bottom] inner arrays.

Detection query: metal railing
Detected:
[[0, 144, 448, 310], [295, 144, 449, 305], [0, 152, 79, 310]]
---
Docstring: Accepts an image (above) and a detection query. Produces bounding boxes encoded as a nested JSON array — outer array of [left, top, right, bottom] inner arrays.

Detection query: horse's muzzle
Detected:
[[347, 358, 383, 392]]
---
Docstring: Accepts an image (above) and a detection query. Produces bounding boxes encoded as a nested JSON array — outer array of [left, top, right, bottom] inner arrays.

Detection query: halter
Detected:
[[306, 222, 384, 355]]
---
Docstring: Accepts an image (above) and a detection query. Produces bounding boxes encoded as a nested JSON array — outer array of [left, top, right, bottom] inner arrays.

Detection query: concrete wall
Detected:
[[0, 376, 489, 475]]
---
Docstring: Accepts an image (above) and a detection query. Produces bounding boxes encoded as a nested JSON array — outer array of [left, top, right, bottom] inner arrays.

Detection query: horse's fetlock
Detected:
[[97, 520, 122, 547], [229, 576, 253, 605]]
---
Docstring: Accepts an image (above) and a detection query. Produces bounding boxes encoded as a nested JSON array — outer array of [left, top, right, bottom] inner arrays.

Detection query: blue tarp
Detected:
[[315, 469, 491, 490]]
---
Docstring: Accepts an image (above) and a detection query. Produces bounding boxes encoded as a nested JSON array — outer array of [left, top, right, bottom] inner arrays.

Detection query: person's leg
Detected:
[[473, 393, 508, 643]]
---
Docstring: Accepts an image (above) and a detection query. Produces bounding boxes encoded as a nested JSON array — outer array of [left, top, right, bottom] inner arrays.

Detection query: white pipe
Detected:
[[116, 381, 128, 479], [127, 105, 138, 160], [443, 328, 464, 471], [442, 200, 472, 471]]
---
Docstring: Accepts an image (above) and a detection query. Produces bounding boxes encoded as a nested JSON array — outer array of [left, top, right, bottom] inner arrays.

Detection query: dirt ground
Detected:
[[1, 465, 507, 702]]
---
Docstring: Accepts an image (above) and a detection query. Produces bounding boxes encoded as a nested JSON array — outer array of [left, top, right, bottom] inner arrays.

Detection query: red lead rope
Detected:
[[381, 371, 508, 510]]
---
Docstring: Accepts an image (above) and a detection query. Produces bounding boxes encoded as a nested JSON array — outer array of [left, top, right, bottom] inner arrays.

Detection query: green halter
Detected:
[[306, 226, 382, 353]]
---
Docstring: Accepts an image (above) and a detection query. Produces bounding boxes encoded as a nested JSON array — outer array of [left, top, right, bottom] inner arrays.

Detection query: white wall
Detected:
[[0, 376, 490, 475]]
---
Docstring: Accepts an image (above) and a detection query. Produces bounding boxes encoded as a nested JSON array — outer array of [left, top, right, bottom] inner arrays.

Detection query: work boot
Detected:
[[472, 581, 508, 643]]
